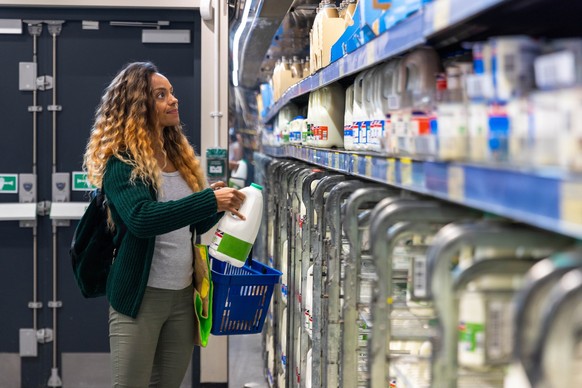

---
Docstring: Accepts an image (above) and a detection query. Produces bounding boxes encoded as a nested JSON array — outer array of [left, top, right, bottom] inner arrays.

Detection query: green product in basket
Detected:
[[193, 244, 213, 347]]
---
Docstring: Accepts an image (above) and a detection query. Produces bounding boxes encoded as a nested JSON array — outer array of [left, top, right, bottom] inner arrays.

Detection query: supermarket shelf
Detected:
[[263, 0, 513, 123], [261, 145, 582, 240], [423, 0, 509, 37], [263, 11, 426, 123]]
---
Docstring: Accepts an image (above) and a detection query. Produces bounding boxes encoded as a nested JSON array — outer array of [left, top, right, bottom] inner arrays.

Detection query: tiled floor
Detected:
[[229, 334, 269, 388]]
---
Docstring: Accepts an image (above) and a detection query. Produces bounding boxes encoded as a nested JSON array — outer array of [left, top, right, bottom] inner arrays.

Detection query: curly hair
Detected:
[[83, 61, 206, 194]]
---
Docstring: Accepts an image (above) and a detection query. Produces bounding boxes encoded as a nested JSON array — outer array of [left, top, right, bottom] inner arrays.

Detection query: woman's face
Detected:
[[151, 72, 179, 130]]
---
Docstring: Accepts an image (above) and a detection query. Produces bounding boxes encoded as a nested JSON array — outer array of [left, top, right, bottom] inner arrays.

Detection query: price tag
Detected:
[[352, 154, 359, 174], [401, 158, 412, 186], [433, 0, 452, 32], [327, 152, 333, 169], [560, 181, 582, 224], [386, 158, 396, 184], [365, 156, 373, 177], [334, 152, 340, 170], [448, 165, 465, 201]]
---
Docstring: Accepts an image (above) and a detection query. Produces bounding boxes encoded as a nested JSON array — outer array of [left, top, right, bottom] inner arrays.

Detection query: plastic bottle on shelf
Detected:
[[289, 116, 306, 144], [317, 0, 343, 70], [458, 274, 525, 370], [291, 55, 303, 80], [377, 58, 404, 155], [306, 91, 319, 146], [209, 183, 264, 267], [316, 82, 345, 148], [350, 71, 367, 150], [284, 57, 296, 96], [338, 0, 347, 19], [437, 61, 472, 161], [468, 102, 489, 162], [344, 84, 355, 150], [272, 58, 282, 101], [228, 159, 248, 189], [274, 103, 298, 146], [364, 67, 385, 152], [303, 56, 311, 78], [400, 47, 441, 156]]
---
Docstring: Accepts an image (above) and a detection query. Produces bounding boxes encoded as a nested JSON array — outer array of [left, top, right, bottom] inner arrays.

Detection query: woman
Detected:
[[83, 61, 244, 387]]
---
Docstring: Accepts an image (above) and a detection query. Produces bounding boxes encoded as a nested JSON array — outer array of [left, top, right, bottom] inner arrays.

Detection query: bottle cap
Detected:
[[251, 183, 263, 191]]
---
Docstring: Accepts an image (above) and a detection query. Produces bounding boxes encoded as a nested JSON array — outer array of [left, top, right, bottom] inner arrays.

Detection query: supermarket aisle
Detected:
[[229, 334, 269, 388]]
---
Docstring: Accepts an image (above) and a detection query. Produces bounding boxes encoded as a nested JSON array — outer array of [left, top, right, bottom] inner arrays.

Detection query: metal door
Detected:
[[0, 8, 201, 387]]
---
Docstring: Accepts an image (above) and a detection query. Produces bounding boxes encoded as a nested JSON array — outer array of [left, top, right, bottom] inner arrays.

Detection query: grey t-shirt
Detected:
[[147, 171, 194, 289]]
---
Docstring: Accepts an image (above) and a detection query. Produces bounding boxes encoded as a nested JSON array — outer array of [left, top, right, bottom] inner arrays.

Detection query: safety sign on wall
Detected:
[[0, 174, 18, 194], [72, 172, 95, 191]]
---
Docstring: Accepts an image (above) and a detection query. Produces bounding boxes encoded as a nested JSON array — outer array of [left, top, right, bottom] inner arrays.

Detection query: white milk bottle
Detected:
[[209, 183, 264, 267], [306, 90, 320, 146], [344, 84, 355, 150], [365, 67, 385, 152], [377, 58, 404, 154], [350, 71, 367, 150], [317, 82, 345, 148]]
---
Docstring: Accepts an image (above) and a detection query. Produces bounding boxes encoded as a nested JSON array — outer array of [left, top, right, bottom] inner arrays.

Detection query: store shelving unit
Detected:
[[262, 145, 582, 240], [259, 0, 582, 241], [263, 0, 512, 123]]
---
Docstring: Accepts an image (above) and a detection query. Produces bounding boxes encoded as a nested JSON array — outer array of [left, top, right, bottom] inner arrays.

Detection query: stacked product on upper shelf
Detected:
[[258, 0, 434, 116], [263, 34, 582, 175]]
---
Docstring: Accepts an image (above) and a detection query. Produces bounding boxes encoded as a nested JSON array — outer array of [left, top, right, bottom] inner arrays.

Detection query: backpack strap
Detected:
[[98, 187, 127, 248]]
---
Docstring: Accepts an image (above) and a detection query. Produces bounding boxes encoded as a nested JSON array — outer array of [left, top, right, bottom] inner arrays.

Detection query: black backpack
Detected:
[[70, 189, 125, 298]]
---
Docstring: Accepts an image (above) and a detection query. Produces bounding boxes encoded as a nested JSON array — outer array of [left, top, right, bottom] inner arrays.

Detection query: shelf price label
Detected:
[[334, 152, 340, 170], [365, 156, 373, 177], [352, 154, 359, 174], [433, 0, 452, 32], [447, 166, 465, 201], [386, 158, 396, 184], [560, 181, 582, 225], [401, 158, 412, 186]]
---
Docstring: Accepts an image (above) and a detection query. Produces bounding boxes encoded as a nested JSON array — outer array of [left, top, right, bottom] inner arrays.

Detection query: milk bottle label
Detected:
[[210, 228, 253, 264], [321, 125, 329, 140], [459, 321, 485, 352]]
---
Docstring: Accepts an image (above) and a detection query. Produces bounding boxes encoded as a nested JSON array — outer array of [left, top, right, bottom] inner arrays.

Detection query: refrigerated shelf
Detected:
[[263, 0, 515, 123], [261, 145, 582, 240]]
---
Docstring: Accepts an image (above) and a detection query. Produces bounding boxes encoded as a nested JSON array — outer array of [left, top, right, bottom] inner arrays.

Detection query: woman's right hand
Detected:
[[214, 187, 246, 220]]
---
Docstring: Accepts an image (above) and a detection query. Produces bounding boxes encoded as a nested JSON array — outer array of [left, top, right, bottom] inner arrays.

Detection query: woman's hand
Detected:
[[213, 187, 246, 220], [210, 181, 227, 190]]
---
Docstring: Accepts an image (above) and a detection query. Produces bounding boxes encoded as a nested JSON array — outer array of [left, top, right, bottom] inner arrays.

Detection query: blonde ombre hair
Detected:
[[83, 62, 206, 193]]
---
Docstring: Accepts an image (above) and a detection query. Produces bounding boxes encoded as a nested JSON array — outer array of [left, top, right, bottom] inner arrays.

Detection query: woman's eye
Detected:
[[156, 92, 165, 99]]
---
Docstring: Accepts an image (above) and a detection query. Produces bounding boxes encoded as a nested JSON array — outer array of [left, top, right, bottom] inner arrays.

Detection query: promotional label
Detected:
[[459, 321, 485, 352], [210, 228, 253, 264]]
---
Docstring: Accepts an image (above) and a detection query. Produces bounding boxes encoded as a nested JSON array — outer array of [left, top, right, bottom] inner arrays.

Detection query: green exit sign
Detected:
[[72, 172, 95, 191], [0, 174, 17, 193]]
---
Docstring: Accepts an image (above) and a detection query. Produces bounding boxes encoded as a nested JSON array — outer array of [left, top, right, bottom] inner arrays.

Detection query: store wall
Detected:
[[0, 7, 202, 387]]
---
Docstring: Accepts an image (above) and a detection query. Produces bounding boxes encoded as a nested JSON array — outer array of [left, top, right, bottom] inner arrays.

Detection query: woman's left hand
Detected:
[[210, 181, 227, 191]]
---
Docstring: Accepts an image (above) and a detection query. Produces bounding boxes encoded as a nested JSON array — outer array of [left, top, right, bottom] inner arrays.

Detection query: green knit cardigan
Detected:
[[103, 156, 221, 318]]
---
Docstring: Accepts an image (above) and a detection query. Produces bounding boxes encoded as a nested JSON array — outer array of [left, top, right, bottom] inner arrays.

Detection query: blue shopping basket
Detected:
[[210, 258, 282, 335]]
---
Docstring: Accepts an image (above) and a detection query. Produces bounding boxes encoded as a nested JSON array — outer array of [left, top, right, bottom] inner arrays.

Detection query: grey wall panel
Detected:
[[61, 353, 192, 388], [0, 353, 21, 388]]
